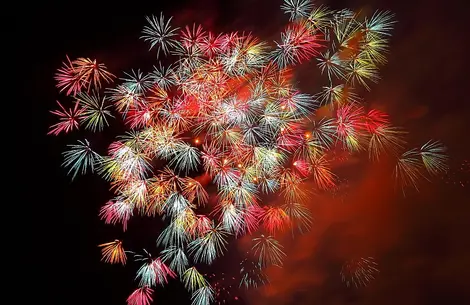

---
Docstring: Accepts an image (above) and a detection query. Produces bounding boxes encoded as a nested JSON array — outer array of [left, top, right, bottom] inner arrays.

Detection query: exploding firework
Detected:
[[340, 257, 379, 288], [49, 0, 447, 304]]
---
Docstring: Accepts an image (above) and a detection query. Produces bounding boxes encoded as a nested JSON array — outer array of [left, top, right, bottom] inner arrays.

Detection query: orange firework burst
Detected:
[[98, 239, 127, 265]]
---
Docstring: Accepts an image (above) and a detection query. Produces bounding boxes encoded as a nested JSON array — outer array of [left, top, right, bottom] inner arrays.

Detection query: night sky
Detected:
[[27, 0, 469, 304]]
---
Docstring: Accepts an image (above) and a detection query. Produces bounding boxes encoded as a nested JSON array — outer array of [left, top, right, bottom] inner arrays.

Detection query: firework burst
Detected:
[[99, 239, 127, 265], [341, 257, 379, 288], [49, 1, 446, 304]]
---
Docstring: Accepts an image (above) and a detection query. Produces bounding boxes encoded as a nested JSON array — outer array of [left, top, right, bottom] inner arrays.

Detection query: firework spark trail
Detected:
[[49, 0, 448, 304], [340, 257, 379, 288]]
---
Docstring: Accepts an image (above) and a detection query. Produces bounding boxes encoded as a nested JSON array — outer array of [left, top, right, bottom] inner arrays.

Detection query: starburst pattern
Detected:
[[141, 13, 180, 58], [76, 91, 114, 132], [61, 139, 103, 180], [281, 0, 314, 21], [48, 100, 84, 135]]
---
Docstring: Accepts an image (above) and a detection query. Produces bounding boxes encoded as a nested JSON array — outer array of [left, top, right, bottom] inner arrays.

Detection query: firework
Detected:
[[76, 91, 114, 132], [394, 140, 449, 194], [420, 140, 448, 176], [54, 55, 115, 96], [251, 235, 286, 267], [188, 225, 229, 265], [134, 250, 176, 287], [141, 13, 179, 58], [183, 267, 209, 292], [160, 246, 189, 276], [191, 286, 215, 305], [61, 139, 102, 180], [281, 0, 314, 21], [394, 148, 424, 192], [282, 202, 313, 233], [239, 256, 269, 289], [127, 287, 154, 305], [98, 240, 127, 265], [341, 257, 379, 288], [47, 100, 84, 135], [73, 57, 116, 91], [49, 1, 446, 304]]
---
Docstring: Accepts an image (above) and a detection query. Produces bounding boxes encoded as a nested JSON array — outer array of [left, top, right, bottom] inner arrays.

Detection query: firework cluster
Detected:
[[49, 1, 448, 304]]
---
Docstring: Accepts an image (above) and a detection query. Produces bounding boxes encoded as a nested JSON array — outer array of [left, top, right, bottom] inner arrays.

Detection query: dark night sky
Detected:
[[26, 0, 469, 304]]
